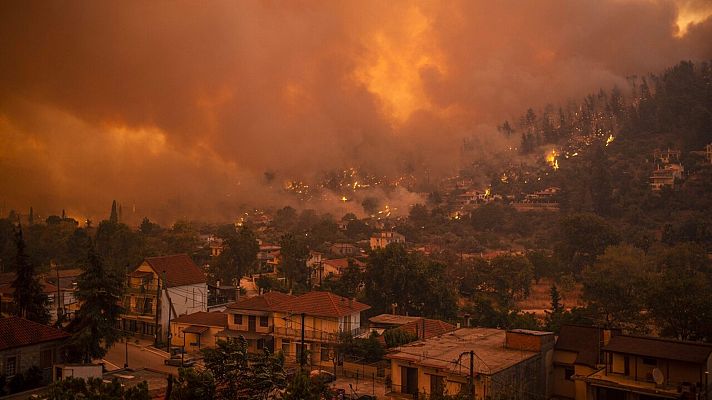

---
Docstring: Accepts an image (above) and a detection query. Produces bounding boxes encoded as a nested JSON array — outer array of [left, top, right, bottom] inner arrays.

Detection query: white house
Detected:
[[121, 254, 208, 343]]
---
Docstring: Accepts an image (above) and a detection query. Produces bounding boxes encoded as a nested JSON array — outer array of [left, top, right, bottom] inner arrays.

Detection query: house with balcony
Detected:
[[218, 291, 295, 353], [583, 334, 712, 400], [370, 231, 406, 250], [120, 254, 207, 343], [271, 291, 370, 368], [385, 328, 555, 399], [552, 325, 615, 400]]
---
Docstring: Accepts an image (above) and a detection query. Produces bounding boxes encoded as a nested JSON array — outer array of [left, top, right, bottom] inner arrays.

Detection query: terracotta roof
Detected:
[[142, 254, 206, 288], [323, 258, 366, 271], [555, 325, 604, 367], [0, 278, 59, 295], [0, 317, 70, 351], [225, 291, 294, 312], [369, 314, 422, 327], [396, 318, 457, 340], [603, 334, 712, 364], [272, 291, 370, 318], [183, 325, 210, 334], [171, 311, 227, 328]]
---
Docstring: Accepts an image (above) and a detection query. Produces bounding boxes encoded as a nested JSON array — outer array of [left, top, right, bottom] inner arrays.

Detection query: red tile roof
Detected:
[[225, 291, 294, 312], [171, 311, 227, 328], [142, 254, 206, 288], [0, 317, 70, 351], [272, 291, 370, 318], [397, 318, 457, 340], [323, 258, 366, 271]]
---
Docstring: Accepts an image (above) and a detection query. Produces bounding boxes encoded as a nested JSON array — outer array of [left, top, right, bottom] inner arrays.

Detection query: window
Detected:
[[233, 314, 243, 325], [257, 339, 264, 350], [565, 367, 575, 381], [321, 346, 331, 362], [281, 340, 291, 356], [5, 356, 17, 376], [642, 357, 657, 366], [342, 315, 351, 331], [430, 375, 445, 396], [40, 349, 53, 369], [144, 298, 153, 314], [296, 342, 309, 362], [259, 316, 269, 327]]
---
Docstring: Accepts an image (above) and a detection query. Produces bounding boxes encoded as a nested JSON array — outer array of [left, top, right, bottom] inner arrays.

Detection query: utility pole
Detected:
[[55, 261, 62, 322], [300, 313, 306, 371], [123, 264, 129, 368], [153, 271, 162, 347], [164, 271, 173, 353], [469, 350, 475, 400]]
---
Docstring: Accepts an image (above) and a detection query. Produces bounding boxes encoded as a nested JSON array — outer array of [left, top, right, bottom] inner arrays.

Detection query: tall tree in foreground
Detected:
[[11, 226, 50, 324], [66, 246, 125, 363]]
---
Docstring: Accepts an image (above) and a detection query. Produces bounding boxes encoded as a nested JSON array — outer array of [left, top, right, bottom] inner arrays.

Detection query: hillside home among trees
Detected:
[[370, 231, 406, 250]]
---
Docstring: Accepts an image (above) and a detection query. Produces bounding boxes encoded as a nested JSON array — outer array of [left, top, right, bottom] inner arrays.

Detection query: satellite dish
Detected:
[[652, 368, 664, 385]]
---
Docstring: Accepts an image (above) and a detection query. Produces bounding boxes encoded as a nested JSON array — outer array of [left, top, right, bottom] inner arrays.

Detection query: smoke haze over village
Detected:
[[1, 0, 711, 223]]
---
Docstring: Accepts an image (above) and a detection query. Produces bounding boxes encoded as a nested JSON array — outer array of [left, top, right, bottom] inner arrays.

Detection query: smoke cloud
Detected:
[[0, 1, 711, 223]]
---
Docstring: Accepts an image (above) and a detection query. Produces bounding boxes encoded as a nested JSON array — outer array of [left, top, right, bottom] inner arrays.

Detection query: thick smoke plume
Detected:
[[1, 1, 711, 223]]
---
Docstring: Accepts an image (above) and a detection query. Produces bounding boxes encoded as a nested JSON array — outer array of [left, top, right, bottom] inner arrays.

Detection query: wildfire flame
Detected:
[[546, 149, 559, 170], [606, 134, 615, 146]]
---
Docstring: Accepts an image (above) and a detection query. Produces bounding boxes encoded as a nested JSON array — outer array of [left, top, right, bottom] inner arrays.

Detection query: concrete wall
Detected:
[[553, 350, 577, 399]]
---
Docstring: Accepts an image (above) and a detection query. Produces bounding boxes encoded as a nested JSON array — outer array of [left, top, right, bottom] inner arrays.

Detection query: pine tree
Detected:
[[11, 226, 50, 324], [66, 245, 125, 363], [109, 200, 118, 224], [550, 284, 562, 314]]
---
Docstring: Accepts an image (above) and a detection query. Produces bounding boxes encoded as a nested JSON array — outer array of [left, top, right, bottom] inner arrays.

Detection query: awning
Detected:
[[183, 325, 210, 334]]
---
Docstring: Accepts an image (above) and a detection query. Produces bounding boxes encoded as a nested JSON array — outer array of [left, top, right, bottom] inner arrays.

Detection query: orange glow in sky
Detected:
[[354, 6, 444, 124]]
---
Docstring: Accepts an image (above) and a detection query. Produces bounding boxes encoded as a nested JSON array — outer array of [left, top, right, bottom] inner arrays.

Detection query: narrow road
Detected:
[[103, 339, 180, 374]]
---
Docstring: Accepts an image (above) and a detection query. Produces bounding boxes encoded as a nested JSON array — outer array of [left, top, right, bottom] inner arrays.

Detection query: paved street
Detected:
[[330, 376, 386, 399], [103, 339, 180, 374]]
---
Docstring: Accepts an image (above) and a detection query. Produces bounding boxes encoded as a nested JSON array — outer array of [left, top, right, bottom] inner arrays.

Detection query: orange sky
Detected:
[[0, 0, 711, 223]]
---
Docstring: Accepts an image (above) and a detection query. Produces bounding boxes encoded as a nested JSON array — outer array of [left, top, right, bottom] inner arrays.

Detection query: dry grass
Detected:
[[517, 277, 585, 311]]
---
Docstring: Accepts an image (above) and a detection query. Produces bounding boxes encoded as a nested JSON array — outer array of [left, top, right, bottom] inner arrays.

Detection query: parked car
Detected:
[[164, 356, 195, 367], [310, 369, 336, 384]]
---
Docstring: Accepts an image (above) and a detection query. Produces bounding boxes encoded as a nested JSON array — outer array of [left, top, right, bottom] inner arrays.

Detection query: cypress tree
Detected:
[[109, 200, 118, 224], [28, 207, 34, 225], [11, 226, 50, 324]]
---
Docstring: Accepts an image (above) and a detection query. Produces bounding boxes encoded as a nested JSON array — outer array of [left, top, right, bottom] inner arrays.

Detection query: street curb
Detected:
[[144, 346, 170, 358]]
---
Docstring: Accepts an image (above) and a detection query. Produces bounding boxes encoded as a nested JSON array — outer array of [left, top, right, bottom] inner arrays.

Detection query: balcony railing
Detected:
[[124, 306, 156, 317], [273, 326, 368, 342], [127, 285, 159, 295]]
